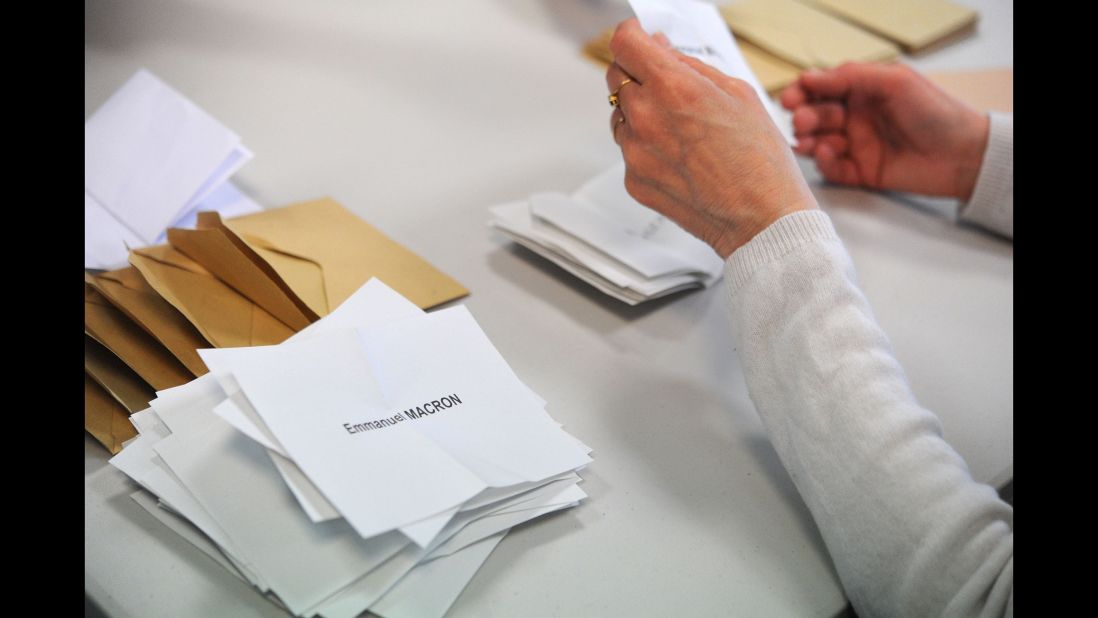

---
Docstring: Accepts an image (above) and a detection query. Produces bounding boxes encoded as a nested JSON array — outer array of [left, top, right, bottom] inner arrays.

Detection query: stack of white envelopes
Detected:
[[85, 69, 261, 270], [110, 279, 592, 618], [489, 162, 725, 305]]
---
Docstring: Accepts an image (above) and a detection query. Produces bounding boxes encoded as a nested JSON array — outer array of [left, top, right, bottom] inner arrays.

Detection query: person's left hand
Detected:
[[606, 19, 816, 258]]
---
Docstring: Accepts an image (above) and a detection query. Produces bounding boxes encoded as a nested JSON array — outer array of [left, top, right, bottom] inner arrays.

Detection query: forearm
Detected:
[[725, 211, 1013, 616], [959, 113, 1014, 239]]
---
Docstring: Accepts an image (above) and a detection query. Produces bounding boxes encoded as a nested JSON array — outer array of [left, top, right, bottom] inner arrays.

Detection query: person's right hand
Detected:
[[781, 63, 989, 201]]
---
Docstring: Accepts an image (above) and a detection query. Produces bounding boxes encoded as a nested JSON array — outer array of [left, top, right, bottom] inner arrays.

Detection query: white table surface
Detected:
[[85, 1, 1013, 616]]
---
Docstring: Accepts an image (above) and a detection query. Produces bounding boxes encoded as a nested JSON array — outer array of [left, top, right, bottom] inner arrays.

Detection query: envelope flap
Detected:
[[130, 245, 295, 348], [169, 213, 317, 330], [132, 244, 213, 275], [225, 198, 468, 312]]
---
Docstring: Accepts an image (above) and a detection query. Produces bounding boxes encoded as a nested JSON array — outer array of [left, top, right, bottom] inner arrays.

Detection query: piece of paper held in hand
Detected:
[[627, 0, 793, 144]]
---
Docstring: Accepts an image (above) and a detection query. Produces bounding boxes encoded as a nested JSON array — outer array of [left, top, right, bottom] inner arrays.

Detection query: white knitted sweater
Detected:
[[724, 113, 1014, 617]]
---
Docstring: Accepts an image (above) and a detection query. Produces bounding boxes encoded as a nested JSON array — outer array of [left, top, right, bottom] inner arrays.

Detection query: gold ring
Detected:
[[608, 78, 634, 107]]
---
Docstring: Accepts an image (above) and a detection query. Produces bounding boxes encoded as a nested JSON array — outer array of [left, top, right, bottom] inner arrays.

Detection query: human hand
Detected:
[[606, 19, 816, 259], [781, 62, 990, 201]]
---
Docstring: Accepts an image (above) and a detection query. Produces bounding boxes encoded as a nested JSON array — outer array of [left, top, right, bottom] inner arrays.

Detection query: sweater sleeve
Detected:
[[959, 113, 1013, 239], [725, 210, 1013, 617]]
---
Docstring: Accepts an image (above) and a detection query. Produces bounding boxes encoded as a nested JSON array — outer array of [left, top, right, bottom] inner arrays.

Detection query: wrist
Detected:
[[953, 111, 991, 202], [712, 196, 819, 259]]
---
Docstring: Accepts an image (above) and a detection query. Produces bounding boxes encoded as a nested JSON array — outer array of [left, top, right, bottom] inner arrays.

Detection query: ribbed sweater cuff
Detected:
[[960, 112, 1013, 236], [724, 210, 839, 296]]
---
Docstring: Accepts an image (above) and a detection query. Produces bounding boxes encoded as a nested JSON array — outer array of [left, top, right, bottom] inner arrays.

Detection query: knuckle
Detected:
[[608, 24, 629, 56]]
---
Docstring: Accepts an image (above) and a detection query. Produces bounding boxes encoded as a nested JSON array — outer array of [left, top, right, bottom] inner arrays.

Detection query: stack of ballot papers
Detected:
[[109, 279, 592, 618], [489, 163, 725, 305], [85, 69, 262, 270]]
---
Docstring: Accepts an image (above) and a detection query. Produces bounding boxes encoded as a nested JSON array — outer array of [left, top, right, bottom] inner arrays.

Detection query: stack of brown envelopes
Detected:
[[85, 197, 468, 453], [583, 0, 978, 95]]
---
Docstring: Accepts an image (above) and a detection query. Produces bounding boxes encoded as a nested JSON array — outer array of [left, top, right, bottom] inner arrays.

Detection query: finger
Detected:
[[795, 133, 848, 156], [793, 136, 816, 155], [797, 68, 851, 101], [800, 62, 899, 101], [608, 19, 682, 84], [780, 82, 808, 110], [653, 32, 672, 48], [605, 61, 638, 93], [816, 132, 849, 157], [815, 143, 860, 185], [792, 103, 847, 136]]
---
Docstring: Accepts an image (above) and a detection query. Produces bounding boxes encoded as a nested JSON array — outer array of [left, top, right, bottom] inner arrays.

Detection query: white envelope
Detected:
[[85, 69, 252, 245]]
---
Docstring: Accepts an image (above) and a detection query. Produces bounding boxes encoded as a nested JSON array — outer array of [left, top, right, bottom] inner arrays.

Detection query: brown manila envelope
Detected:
[[802, 0, 978, 53], [85, 372, 138, 455], [84, 283, 194, 390], [85, 335, 157, 414], [720, 0, 900, 69], [168, 211, 318, 331], [129, 245, 296, 348], [218, 197, 468, 314], [86, 270, 210, 375]]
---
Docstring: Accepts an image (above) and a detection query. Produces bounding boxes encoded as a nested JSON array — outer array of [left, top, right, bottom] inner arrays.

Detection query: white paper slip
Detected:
[[110, 421, 267, 589], [215, 331, 488, 540], [85, 192, 144, 270], [84, 69, 252, 245], [290, 278, 424, 342], [424, 490, 582, 561], [530, 192, 705, 280], [460, 471, 582, 512], [130, 489, 248, 583], [369, 532, 507, 618], [357, 307, 593, 484], [198, 280, 503, 540], [489, 159, 725, 305], [573, 163, 725, 279], [492, 223, 663, 305], [150, 373, 230, 435], [628, 0, 794, 144], [311, 477, 578, 618], [153, 417, 410, 616], [268, 449, 342, 523], [213, 395, 287, 456]]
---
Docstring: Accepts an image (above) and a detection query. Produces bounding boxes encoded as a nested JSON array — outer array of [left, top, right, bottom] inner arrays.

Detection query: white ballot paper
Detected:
[[110, 279, 591, 617], [84, 69, 258, 269], [202, 307, 592, 540], [489, 162, 725, 305], [628, 0, 794, 144]]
